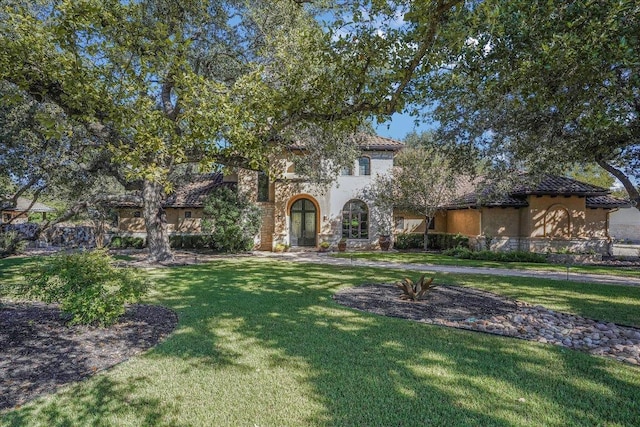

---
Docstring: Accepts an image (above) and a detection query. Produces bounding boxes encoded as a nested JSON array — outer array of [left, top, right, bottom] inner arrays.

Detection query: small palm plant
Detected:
[[395, 274, 435, 301]]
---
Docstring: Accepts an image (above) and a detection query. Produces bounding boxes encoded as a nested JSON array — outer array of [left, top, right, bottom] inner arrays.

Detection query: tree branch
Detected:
[[596, 159, 640, 209]]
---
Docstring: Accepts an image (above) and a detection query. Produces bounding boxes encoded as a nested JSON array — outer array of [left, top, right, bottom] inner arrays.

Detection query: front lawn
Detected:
[[331, 251, 640, 279], [2, 257, 640, 426]]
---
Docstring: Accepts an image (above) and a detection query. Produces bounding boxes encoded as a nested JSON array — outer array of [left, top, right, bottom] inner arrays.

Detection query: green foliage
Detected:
[[110, 236, 145, 249], [395, 233, 469, 251], [24, 250, 148, 326], [443, 247, 548, 263], [169, 234, 209, 250], [202, 187, 262, 253], [431, 0, 640, 206], [0, 231, 27, 258]]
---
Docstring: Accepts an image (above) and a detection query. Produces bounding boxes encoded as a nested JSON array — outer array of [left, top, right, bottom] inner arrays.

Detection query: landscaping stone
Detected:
[[335, 283, 640, 367]]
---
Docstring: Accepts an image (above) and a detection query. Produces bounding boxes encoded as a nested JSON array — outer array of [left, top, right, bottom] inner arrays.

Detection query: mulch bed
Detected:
[[334, 283, 518, 321], [0, 302, 177, 412]]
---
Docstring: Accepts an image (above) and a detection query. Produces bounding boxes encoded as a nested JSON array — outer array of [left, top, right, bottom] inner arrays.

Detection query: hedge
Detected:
[[394, 233, 469, 250], [442, 247, 548, 263]]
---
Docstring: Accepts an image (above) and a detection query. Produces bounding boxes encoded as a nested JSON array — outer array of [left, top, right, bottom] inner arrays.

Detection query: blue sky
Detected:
[[374, 112, 437, 141]]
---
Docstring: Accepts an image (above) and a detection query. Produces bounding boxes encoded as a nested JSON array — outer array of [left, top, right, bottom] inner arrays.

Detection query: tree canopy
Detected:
[[428, 0, 640, 208], [1, 0, 465, 260]]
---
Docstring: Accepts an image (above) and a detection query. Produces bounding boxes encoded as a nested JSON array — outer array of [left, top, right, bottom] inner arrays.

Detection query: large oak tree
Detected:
[[0, 0, 462, 261], [428, 0, 640, 209]]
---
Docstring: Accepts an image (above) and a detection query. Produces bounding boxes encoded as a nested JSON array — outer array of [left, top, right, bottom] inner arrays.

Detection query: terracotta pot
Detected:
[[379, 235, 391, 251], [338, 242, 347, 252]]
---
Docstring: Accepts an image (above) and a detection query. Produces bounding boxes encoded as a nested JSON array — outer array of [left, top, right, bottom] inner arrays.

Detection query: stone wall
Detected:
[[1, 223, 100, 248], [474, 235, 611, 255]]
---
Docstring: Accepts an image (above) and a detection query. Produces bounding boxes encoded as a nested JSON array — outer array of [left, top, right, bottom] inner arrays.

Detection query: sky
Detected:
[[374, 112, 437, 141]]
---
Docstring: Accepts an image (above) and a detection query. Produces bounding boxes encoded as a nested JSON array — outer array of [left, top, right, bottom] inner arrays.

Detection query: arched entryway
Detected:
[[290, 198, 317, 247]]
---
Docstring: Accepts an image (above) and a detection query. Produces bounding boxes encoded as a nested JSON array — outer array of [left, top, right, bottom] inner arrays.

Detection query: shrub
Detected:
[[442, 247, 547, 263], [25, 250, 149, 326], [202, 187, 262, 253], [0, 230, 27, 258], [394, 233, 469, 250], [110, 236, 145, 249]]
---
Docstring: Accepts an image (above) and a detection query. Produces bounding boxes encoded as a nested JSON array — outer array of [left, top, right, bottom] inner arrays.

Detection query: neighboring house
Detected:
[[1, 197, 55, 224], [398, 175, 627, 254], [115, 174, 237, 235], [610, 206, 640, 243]]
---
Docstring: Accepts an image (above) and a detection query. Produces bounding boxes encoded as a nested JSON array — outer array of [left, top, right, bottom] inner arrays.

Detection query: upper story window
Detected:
[[184, 211, 192, 218], [358, 156, 371, 176], [428, 217, 435, 230], [133, 211, 141, 218], [257, 172, 269, 202], [340, 164, 354, 176]]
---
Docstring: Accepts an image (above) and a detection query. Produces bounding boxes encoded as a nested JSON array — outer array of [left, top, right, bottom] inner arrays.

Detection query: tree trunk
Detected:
[[423, 215, 430, 251], [143, 179, 173, 263], [596, 159, 640, 212]]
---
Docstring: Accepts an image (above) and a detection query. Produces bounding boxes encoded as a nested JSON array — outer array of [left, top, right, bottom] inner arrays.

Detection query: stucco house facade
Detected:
[[399, 175, 628, 254], [610, 207, 640, 243], [114, 135, 627, 254]]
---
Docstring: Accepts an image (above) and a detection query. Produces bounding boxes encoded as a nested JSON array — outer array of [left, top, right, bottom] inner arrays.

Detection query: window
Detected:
[[395, 216, 405, 230], [340, 164, 353, 176], [428, 217, 435, 230], [342, 200, 369, 239], [257, 172, 269, 202], [184, 211, 192, 218], [358, 157, 370, 176], [133, 211, 141, 218]]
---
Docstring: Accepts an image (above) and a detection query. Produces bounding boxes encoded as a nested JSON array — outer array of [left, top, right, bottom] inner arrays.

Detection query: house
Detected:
[[113, 134, 402, 249], [398, 175, 628, 254], [240, 134, 403, 250], [114, 173, 237, 236], [1, 197, 55, 224], [114, 135, 626, 254], [610, 206, 640, 243]]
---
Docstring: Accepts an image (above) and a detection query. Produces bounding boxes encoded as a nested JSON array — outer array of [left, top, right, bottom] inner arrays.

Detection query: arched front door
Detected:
[[290, 198, 317, 247]]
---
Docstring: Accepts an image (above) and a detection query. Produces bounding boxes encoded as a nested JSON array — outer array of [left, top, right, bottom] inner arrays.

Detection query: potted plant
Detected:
[[378, 234, 392, 251], [337, 238, 347, 252], [319, 241, 330, 252]]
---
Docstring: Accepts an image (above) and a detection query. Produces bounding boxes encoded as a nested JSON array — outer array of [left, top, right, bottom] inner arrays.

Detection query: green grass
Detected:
[[2, 257, 640, 426], [332, 251, 640, 278]]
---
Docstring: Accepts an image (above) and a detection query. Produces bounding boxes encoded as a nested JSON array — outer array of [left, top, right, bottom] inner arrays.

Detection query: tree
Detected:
[[566, 163, 615, 190], [365, 145, 458, 251], [429, 0, 640, 210], [1, 0, 464, 261], [202, 187, 262, 253]]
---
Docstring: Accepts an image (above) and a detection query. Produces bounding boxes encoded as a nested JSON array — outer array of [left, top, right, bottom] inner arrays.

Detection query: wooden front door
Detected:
[[290, 198, 317, 247]]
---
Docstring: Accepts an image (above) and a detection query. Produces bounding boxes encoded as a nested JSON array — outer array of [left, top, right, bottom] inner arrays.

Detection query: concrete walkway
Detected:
[[253, 251, 640, 287]]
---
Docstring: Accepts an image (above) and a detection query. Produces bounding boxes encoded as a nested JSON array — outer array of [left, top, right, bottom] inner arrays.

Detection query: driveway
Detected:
[[254, 251, 640, 287]]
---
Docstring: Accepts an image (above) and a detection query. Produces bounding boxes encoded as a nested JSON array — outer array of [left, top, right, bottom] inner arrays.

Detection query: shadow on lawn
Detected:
[[3, 259, 639, 425], [1, 376, 183, 427], [148, 260, 640, 426]]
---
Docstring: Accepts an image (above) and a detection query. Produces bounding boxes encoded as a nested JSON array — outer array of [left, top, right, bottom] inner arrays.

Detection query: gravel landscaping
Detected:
[[335, 283, 640, 366]]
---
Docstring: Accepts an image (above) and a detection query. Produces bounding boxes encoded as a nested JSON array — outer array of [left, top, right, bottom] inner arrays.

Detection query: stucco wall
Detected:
[[393, 210, 446, 234], [610, 207, 640, 242], [527, 195, 587, 238], [480, 207, 521, 237], [118, 207, 204, 233], [447, 209, 480, 236]]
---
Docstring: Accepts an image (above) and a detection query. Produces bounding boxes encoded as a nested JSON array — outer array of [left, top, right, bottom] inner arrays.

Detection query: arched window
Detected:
[[358, 156, 371, 175], [342, 200, 369, 239]]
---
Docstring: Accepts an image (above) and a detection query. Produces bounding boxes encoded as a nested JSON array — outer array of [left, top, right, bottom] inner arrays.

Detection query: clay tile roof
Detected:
[[585, 195, 631, 209], [512, 175, 609, 196], [444, 174, 623, 210], [289, 133, 404, 151], [163, 173, 235, 208], [356, 134, 405, 151]]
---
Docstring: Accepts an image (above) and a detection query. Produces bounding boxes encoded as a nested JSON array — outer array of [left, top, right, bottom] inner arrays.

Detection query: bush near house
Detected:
[[169, 234, 209, 250], [109, 236, 145, 249], [395, 232, 469, 250], [443, 247, 548, 263]]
